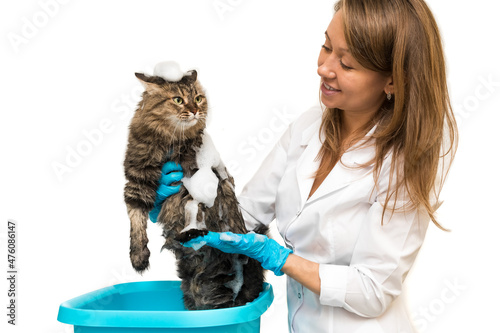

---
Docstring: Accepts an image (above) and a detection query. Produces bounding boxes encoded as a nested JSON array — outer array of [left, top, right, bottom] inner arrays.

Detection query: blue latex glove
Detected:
[[182, 231, 293, 276], [149, 161, 183, 223]]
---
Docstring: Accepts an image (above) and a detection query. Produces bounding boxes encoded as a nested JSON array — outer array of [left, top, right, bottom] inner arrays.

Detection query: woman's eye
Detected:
[[340, 59, 353, 70], [321, 45, 332, 52], [173, 97, 184, 105], [195, 96, 203, 104]]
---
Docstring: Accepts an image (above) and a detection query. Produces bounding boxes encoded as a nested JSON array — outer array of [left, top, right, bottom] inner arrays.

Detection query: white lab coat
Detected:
[[239, 105, 430, 333]]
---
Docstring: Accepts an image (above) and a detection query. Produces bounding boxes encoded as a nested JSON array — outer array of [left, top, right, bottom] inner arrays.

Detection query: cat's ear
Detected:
[[181, 70, 197, 85], [187, 70, 197, 82], [135, 73, 165, 94]]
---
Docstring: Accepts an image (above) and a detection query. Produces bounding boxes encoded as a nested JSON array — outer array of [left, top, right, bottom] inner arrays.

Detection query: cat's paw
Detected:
[[175, 229, 209, 243], [130, 246, 150, 273]]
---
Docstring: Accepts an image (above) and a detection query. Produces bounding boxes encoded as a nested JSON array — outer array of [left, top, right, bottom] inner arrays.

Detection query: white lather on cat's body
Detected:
[[153, 60, 196, 83], [153, 61, 186, 82], [183, 132, 229, 207], [181, 132, 230, 233]]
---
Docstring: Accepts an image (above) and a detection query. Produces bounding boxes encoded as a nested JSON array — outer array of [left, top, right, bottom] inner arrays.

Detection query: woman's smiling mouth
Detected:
[[321, 81, 341, 96]]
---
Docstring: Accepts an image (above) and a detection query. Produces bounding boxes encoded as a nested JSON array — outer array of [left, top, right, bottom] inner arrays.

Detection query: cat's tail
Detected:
[[127, 204, 151, 273]]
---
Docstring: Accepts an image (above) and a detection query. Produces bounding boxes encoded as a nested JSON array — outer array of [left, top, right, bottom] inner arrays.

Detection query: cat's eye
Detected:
[[195, 95, 203, 104], [173, 97, 184, 105]]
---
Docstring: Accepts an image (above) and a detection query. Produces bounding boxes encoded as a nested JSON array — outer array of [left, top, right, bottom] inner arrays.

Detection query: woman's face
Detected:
[[318, 10, 392, 116]]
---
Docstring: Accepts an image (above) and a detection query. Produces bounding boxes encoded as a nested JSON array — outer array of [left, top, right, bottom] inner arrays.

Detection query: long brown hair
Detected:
[[318, 0, 458, 229]]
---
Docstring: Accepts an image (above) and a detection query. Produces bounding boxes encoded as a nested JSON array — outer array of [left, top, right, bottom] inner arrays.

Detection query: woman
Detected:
[[156, 0, 458, 331]]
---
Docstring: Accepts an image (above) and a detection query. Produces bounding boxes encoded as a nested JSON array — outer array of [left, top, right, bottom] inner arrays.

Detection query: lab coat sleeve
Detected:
[[318, 158, 431, 318], [238, 125, 292, 231]]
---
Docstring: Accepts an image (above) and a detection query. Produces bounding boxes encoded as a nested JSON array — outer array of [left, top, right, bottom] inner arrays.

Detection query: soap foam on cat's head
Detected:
[[153, 61, 190, 82]]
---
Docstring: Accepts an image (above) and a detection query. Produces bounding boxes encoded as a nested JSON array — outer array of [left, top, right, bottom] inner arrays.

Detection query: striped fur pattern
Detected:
[[123, 70, 265, 309]]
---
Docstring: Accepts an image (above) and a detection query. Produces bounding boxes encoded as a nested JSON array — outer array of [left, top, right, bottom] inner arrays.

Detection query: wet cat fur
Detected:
[[123, 70, 265, 309]]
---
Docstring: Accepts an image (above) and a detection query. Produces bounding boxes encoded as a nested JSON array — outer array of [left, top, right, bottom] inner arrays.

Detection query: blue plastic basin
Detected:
[[57, 280, 273, 333]]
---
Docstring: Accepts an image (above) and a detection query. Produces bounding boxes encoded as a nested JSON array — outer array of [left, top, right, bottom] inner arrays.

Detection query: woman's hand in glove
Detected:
[[149, 161, 183, 223], [182, 231, 292, 276]]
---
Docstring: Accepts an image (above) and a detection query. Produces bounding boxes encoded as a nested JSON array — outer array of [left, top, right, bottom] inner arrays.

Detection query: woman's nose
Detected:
[[317, 63, 336, 80], [317, 56, 336, 80]]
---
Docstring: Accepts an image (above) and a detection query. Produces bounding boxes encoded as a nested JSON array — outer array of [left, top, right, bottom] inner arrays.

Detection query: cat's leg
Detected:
[[178, 250, 237, 310], [232, 256, 265, 306], [127, 204, 150, 272], [224, 255, 245, 301], [175, 199, 208, 243], [175, 229, 208, 243], [182, 199, 203, 232]]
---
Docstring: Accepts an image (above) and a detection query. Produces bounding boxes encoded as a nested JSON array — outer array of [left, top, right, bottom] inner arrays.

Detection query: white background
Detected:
[[1, 0, 499, 332]]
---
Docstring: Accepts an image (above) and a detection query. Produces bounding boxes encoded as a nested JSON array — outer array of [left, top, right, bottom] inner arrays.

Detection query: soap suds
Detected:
[[182, 200, 201, 233], [153, 61, 185, 82], [182, 132, 226, 209], [219, 232, 242, 243], [224, 257, 244, 301]]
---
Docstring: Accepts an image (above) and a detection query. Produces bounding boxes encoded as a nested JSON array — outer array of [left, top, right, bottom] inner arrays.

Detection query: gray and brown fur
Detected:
[[124, 70, 265, 309]]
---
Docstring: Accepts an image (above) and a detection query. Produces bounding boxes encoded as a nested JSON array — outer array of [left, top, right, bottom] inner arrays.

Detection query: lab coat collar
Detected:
[[296, 115, 377, 207]]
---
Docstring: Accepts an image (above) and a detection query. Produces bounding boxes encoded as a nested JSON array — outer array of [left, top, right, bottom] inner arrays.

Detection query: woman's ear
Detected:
[[384, 75, 394, 96], [135, 73, 165, 94]]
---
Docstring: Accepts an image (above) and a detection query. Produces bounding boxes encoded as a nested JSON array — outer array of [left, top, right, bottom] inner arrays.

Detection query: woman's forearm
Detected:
[[281, 254, 321, 295]]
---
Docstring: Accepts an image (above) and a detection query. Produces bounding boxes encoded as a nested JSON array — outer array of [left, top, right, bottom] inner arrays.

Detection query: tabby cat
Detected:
[[123, 68, 265, 309]]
